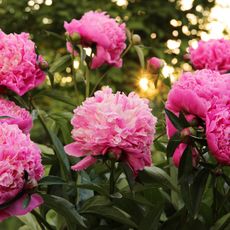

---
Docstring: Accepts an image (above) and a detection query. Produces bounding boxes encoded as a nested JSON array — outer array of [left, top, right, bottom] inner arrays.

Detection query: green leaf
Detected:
[[154, 140, 167, 153], [179, 146, 209, 217], [178, 145, 193, 181], [76, 183, 108, 196], [138, 203, 163, 230], [134, 45, 145, 68], [47, 72, 54, 88], [39, 176, 66, 186], [179, 112, 190, 128], [211, 213, 230, 230], [41, 194, 86, 229], [49, 131, 72, 181], [81, 205, 138, 228], [165, 108, 185, 131], [120, 162, 136, 191], [138, 166, 178, 192], [22, 195, 31, 209], [35, 89, 76, 106], [166, 132, 181, 157], [80, 195, 111, 213], [49, 55, 71, 74], [0, 116, 12, 119]]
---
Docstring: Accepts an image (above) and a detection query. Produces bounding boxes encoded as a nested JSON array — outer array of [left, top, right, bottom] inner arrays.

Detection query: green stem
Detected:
[[31, 210, 54, 230], [109, 161, 116, 194], [71, 54, 78, 98], [85, 67, 90, 98], [89, 69, 110, 96], [154, 132, 166, 142], [122, 43, 132, 57]]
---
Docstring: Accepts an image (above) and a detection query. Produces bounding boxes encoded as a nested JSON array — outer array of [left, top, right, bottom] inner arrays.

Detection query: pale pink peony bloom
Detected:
[[64, 11, 126, 69], [147, 57, 164, 73], [0, 123, 44, 221], [206, 94, 230, 165], [0, 31, 46, 96], [189, 39, 230, 73], [65, 87, 157, 174], [0, 98, 32, 134], [166, 70, 230, 167]]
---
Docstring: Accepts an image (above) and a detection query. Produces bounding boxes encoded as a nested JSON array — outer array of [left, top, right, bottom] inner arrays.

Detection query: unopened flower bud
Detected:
[[180, 127, 196, 142], [132, 34, 141, 45], [70, 32, 81, 43], [190, 118, 199, 127], [65, 32, 70, 40], [183, 53, 190, 61], [39, 60, 49, 71], [147, 57, 164, 74], [107, 148, 122, 160]]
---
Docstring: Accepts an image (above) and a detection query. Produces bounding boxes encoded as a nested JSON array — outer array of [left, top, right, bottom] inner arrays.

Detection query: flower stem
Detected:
[[85, 67, 90, 98], [90, 68, 110, 96], [31, 210, 54, 230], [109, 160, 116, 195], [122, 43, 132, 57]]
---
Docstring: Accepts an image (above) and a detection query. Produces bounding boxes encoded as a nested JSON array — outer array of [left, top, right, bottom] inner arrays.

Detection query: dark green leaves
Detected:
[[39, 176, 66, 186], [138, 166, 178, 192], [49, 55, 71, 74], [134, 46, 145, 68], [165, 109, 189, 131], [42, 194, 86, 229], [178, 146, 209, 217], [35, 89, 76, 106], [166, 132, 181, 157]]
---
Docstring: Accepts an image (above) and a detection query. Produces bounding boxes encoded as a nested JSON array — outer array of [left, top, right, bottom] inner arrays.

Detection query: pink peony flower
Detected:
[[206, 95, 230, 165], [172, 143, 198, 167], [166, 70, 230, 167], [189, 39, 230, 73], [64, 11, 126, 69], [64, 86, 157, 174], [0, 123, 44, 221], [0, 98, 32, 134], [147, 57, 164, 73], [0, 31, 46, 96]]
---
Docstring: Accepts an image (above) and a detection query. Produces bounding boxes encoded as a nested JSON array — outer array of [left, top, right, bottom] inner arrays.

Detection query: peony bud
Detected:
[[39, 60, 49, 71], [183, 53, 190, 61], [107, 148, 122, 160], [180, 127, 196, 143], [70, 32, 81, 43], [132, 34, 141, 45], [147, 57, 164, 74]]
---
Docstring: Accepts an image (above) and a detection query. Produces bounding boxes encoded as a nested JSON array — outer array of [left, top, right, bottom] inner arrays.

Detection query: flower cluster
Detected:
[[0, 123, 44, 221], [65, 87, 157, 174], [189, 39, 230, 73], [0, 31, 46, 95], [0, 98, 32, 134], [166, 70, 230, 166], [64, 11, 126, 69], [206, 95, 230, 165]]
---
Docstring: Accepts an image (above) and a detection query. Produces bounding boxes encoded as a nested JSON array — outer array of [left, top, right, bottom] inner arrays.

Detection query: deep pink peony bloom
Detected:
[[0, 123, 44, 221], [166, 70, 229, 167], [64, 11, 126, 69], [206, 94, 230, 165], [64, 87, 157, 174], [172, 143, 198, 167], [0, 98, 32, 134], [147, 57, 164, 73], [0, 31, 46, 96], [189, 39, 230, 73]]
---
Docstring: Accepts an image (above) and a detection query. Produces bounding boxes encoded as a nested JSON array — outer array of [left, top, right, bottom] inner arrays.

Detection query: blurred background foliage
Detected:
[[0, 0, 230, 229], [0, 0, 219, 94]]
